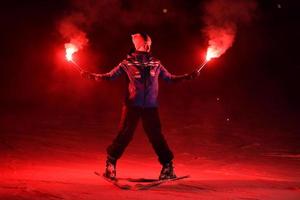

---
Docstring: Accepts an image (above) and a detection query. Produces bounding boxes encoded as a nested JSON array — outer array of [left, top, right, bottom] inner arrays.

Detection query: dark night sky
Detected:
[[0, 0, 299, 120]]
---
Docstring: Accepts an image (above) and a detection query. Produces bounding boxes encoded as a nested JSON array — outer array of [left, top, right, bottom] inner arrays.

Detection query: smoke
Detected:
[[57, 0, 177, 63], [203, 0, 257, 59], [58, 0, 176, 42], [59, 14, 89, 60]]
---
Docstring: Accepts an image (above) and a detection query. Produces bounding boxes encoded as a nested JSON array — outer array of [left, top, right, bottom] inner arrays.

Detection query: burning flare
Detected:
[[206, 46, 220, 61], [64, 43, 84, 72], [197, 45, 222, 73], [65, 43, 78, 62]]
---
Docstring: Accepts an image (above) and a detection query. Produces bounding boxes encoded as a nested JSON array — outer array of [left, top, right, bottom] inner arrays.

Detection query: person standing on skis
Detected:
[[82, 33, 199, 180]]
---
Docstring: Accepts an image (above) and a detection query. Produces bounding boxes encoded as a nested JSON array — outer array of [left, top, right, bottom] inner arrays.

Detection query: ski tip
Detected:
[[182, 175, 190, 178], [94, 171, 102, 176], [164, 175, 190, 180]]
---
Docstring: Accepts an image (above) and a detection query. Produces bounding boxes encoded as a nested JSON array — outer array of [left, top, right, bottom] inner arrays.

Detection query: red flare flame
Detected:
[[206, 46, 221, 61], [65, 43, 78, 62]]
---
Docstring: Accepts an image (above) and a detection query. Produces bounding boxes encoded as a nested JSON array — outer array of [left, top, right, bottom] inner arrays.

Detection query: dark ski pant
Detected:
[[107, 106, 174, 165]]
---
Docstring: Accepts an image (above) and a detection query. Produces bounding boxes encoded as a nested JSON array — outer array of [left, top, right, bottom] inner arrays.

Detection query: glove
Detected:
[[186, 70, 200, 80], [81, 71, 96, 80]]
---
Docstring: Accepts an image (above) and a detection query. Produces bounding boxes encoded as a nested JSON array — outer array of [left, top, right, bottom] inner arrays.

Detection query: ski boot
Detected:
[[159, 162, 177, 180], [103, 156, 117, 180]]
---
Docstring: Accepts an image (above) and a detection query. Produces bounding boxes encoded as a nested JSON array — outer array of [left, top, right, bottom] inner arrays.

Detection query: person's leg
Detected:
[[141, 108, 175, 179], [106, 106, 140, 160], [104, 106, 140, 179], [141, 108, 174, 165]]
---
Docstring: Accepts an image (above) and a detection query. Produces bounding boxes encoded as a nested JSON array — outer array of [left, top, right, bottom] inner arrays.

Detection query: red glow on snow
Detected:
[[65, 43, 78, 62]]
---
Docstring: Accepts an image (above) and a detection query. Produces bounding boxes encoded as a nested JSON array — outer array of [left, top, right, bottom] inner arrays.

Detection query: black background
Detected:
[[0, 0, 299, 128]]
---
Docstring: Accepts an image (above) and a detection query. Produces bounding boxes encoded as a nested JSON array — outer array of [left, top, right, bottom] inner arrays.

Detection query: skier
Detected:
[[82, 33, 200, 180]]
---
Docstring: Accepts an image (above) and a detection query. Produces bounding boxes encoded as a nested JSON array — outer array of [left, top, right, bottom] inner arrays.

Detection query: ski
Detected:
[[94, 171, 131, 190], [95, 171, 190, 190], [133, 175, 190, 190], [119, 177, 158, 182]]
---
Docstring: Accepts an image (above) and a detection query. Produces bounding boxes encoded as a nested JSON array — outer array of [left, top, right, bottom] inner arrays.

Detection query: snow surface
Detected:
[[1, 111, 300, 200]]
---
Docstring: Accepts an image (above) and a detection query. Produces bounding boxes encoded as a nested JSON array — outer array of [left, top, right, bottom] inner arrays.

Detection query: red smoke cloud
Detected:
[[58, 0, 256, 64], [57, 0, 185, 63], [59, 16, 89, 62], [203, 0, 257, 60]]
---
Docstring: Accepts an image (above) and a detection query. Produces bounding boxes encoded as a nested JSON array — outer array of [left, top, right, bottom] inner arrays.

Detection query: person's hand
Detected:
[[81, 71, 95, 80], [186, 70, 200, 80]]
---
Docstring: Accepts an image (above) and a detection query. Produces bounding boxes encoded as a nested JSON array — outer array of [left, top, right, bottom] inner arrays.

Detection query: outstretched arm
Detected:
[[81, 63, 125, 81], [159, 64, 199, 82]]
